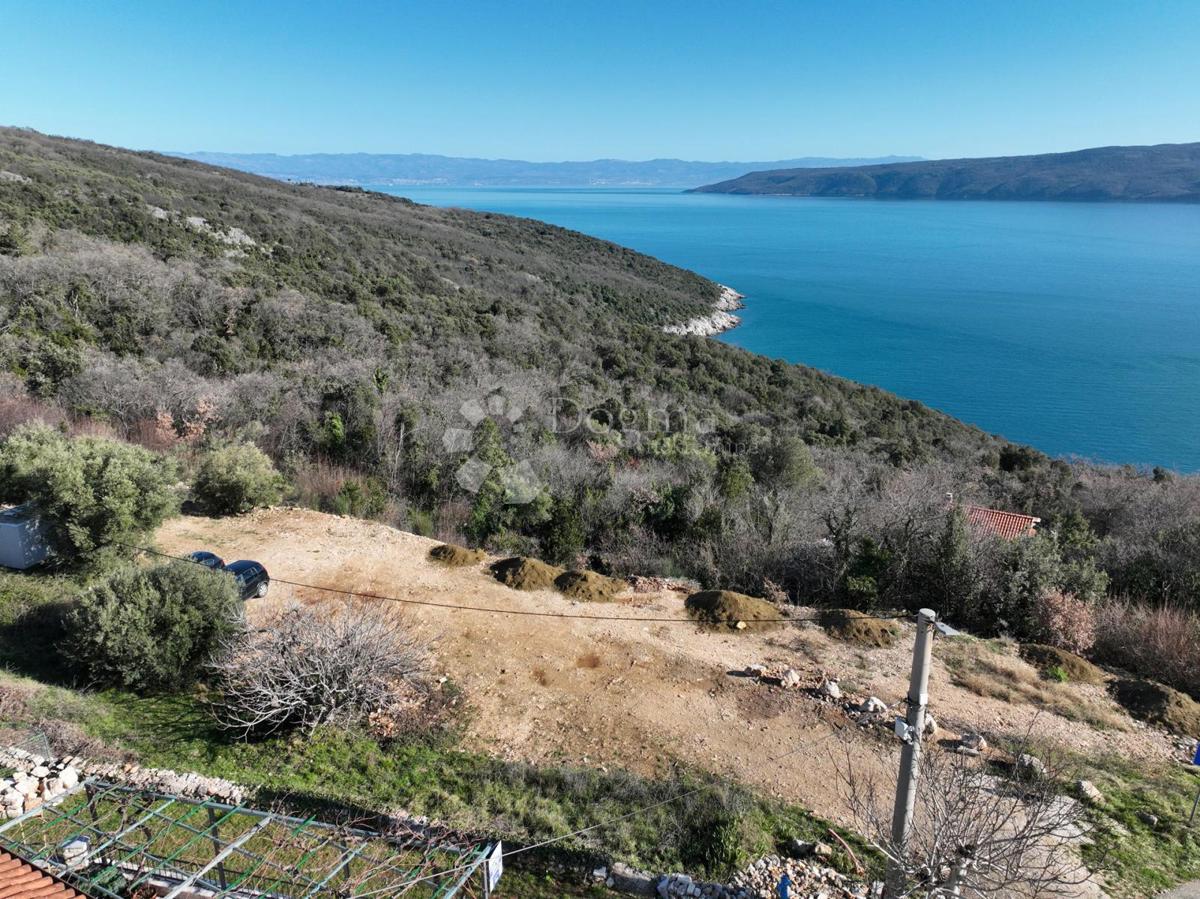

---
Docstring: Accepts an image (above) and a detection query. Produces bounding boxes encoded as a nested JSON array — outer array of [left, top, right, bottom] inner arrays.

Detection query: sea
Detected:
[[376, 186, 1200, 472]]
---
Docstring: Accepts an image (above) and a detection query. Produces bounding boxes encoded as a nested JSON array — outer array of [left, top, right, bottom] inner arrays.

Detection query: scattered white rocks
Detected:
[[818, 679, 842, 700], [1016, 753, 1047, 780], [663, 286, 745, 337], [779, 669, 802, 689], [957, 732, 987, 755], [628, 575, 698, 594], [1077, 779, 1104, 805], [182, 214, 259, 248], [728, 854, 871, 899], [0, 170, 32, 183], [859, 696, 888, 715]]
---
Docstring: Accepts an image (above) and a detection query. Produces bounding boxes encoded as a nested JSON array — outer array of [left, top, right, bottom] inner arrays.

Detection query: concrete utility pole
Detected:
[[885, 608, 937, 898]]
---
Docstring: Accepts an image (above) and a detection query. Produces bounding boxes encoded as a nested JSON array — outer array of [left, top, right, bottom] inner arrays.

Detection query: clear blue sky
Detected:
[[4, 0, 1198, 160]]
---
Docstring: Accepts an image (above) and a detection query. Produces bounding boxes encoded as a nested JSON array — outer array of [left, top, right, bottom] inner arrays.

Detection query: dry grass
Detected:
[[819, 609, 900, 648], [939, 640, 1127, 731], [1094, 599, 1200, 699], [684, 590, 782, 632]]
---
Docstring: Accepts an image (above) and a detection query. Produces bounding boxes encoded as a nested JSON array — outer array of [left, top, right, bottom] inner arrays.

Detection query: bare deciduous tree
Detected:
[[208, 603, 431, 739], [841, 737, 1095, 898]]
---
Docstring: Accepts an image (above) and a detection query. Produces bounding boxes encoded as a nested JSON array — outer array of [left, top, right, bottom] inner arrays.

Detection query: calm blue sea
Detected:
[[379, 186, 1200, 471]]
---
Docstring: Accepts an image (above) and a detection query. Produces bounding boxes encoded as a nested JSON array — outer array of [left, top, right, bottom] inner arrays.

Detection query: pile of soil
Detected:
[[684, 590, 782, 632], [1109, 678, 1200, 735], [490, 557, 564, 591], [1019, 644, 1105, 685], [819, 609, 899, 648], [428, 543, 486, 567], [554, 570, 625, 602]]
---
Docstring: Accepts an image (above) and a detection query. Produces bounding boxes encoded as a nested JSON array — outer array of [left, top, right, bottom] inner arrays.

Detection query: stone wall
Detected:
[[0, 745, 246, 818]]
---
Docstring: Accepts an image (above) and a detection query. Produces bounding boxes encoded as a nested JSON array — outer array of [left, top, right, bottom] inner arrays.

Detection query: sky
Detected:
[[3, 0, 1199, 161]]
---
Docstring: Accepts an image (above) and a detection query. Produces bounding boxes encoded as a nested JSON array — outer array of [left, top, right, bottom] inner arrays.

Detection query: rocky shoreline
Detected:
[[663, 285, 745, 337]]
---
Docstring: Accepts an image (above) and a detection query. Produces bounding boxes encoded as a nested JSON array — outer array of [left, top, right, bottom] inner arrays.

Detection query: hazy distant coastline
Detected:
[[171, 151, 922, 188], [692, 142, 1200, 202]]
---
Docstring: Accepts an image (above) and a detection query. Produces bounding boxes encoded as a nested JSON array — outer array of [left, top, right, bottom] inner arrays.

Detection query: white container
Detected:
[[0, 504, 50, 570]]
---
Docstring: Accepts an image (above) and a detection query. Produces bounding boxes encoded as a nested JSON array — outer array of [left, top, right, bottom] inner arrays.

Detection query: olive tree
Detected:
[[193, 441, 285, 515], [65, 561, 243, 691], [0, 424, 178, 562]]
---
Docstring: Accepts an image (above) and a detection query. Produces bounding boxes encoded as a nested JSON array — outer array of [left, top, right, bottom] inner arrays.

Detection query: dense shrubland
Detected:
[[3, 128, 1200, 701]]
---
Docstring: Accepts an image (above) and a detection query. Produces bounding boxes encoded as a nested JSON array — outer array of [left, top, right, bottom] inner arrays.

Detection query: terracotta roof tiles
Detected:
[[0, 851, 88, 899], [965, 505, 1041, 540]]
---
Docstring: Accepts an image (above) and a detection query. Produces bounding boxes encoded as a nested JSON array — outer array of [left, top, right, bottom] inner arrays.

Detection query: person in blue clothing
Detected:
[[777, 871, 791, 899]]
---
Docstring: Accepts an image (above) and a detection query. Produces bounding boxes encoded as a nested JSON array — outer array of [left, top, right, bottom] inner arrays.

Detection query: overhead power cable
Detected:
[[114, 541, 912, 627]]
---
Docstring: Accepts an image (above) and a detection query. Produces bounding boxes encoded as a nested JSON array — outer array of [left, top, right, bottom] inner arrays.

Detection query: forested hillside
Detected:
[[693, 142, 1200, 201], [3, 127, 1200, 692]]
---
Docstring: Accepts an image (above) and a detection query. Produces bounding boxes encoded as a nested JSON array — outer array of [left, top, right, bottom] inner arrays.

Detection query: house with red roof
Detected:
[[965, 504, 1041, 540]]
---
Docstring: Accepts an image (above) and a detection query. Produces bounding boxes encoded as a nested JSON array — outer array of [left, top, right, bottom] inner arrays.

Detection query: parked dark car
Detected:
[[185, 550, 225, 570], [225, 560, 270, 600]]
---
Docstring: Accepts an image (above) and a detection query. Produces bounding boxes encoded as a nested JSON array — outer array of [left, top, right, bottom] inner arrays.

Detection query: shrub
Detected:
[[1093, 599, 1200, 699], [64, 562, 242, 691], [0, 424, 178, 563], [208, 604, 430, 739], [193, 442, 285, 515], [1032, 590, 1096, 655]]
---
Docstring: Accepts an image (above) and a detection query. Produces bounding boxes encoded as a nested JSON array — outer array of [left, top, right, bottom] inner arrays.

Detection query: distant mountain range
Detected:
[[691, 143, 1200, 202], [171, 151, 922, 188]]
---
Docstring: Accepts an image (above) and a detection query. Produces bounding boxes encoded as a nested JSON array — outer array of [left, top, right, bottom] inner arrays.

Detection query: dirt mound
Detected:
[[1019, 644, 1104, 685], [684, 590, 782, 632], [428, 543, 486, 567], [818, 609, 899, 647], [554, 570, 624, 602], [490, 557, 563, 591], [1110, 678, 1200, 735]]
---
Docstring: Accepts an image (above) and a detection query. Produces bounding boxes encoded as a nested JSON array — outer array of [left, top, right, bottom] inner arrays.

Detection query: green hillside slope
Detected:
[[3, 127, 1200, 649]]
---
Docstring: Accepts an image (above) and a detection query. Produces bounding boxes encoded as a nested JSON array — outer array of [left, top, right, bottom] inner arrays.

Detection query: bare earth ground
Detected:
[[157, 507, 1175, 838]]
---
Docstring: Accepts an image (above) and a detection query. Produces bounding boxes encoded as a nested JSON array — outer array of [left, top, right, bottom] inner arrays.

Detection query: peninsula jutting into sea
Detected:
[[690, 141, 1200, 201]]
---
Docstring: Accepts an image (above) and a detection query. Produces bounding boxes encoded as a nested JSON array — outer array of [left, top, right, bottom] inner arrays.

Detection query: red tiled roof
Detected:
[[966, 505, 1041, 540], [0, 850, 89, 899]]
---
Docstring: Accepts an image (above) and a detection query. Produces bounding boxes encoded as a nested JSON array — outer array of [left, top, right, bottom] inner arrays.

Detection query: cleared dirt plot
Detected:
[[156, 507, 1181, 840]]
